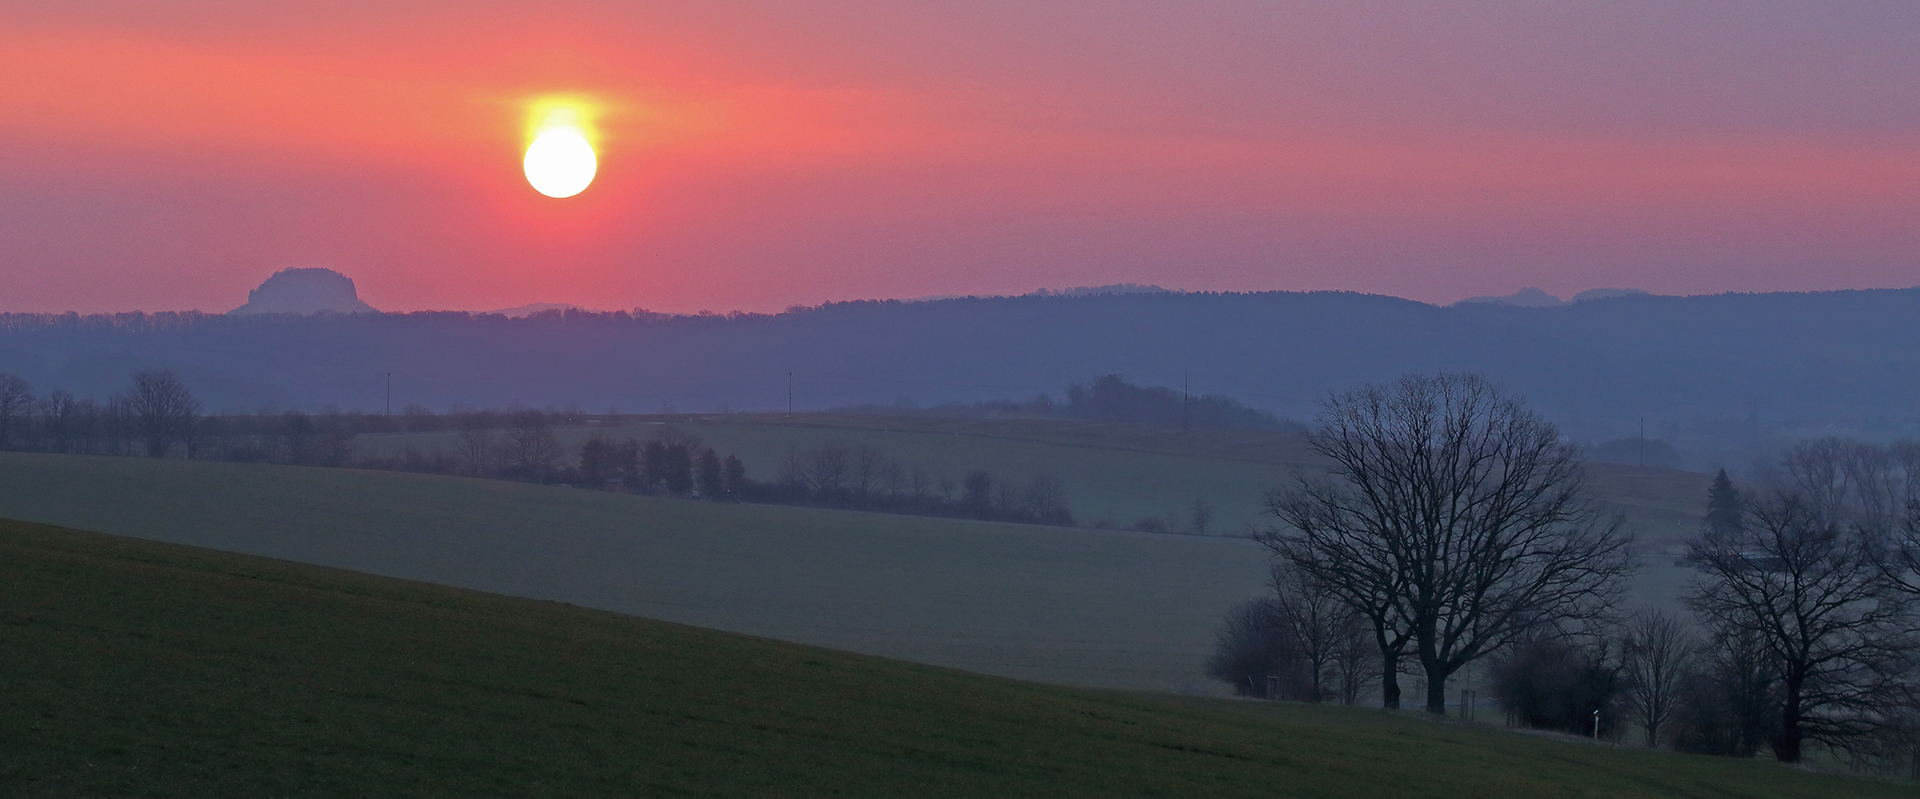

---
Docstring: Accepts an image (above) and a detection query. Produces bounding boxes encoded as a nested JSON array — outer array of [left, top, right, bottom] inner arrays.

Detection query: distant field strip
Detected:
[[358, 414, 1712, 608], [0, 453, 1266, 691], [359, 413, 1712, 544]]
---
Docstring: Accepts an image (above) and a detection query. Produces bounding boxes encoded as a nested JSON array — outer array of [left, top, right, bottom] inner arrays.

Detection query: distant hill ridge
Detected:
[[2, 287, 1918, 434], [228, 268, 377, 315], [1453, 287, 1653, 307]]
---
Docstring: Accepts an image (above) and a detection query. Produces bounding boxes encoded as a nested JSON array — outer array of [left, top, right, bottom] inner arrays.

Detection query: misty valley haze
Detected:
[[3, 285, 1919, 455]]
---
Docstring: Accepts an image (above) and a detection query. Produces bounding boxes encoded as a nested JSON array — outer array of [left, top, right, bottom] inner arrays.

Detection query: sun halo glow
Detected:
[[523, 101, 599, 199]]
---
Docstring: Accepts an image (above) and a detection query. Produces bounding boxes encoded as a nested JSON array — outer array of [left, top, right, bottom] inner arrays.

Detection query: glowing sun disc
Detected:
[[524, 127, 597, 198]]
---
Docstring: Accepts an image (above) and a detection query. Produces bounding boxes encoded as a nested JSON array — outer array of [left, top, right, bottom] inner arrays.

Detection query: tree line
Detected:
[[1063, 374, 1295, 430], [832, 374, 1302, 432], [0, 370, 201, 458], [755, 440, 1075, 526], [0, 371, 1084, 527], [1211, 373, 1920, 776]]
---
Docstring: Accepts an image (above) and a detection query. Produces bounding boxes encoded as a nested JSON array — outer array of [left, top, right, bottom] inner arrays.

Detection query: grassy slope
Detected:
[[365, 413, 1713, 604], [2, 519, 1901, 799], [0, 453, 1265, 692]]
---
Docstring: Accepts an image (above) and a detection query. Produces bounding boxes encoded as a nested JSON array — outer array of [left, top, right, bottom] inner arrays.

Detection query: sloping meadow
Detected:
[[1, 518, 1896, 798], [0, 452, 1267, 692]]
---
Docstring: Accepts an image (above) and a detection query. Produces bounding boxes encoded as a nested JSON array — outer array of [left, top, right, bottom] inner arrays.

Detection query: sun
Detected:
[[524, 127, 595, 198], [523, 103, 598, 198]]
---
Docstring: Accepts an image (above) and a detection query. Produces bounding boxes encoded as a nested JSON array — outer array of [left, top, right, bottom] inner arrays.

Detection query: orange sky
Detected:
[[4, 2, 1919, 313]]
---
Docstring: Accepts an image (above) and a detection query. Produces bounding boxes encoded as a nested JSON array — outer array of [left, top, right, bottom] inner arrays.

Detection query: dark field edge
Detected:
[[0, 517, 1900, 799]]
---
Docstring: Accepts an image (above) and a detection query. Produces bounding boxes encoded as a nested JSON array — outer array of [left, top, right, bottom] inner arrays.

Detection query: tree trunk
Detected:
[[1425, 673, 1449, 715], [1381, 653, 1401, 709], [1776, 674, 1804, 763]]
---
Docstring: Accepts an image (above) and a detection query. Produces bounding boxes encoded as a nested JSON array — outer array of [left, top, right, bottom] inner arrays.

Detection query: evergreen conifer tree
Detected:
[[1704, 469, 1742, 537]]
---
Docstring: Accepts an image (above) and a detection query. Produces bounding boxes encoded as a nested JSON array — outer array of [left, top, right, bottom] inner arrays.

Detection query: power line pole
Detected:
[[1182, 373, 1190, 431]]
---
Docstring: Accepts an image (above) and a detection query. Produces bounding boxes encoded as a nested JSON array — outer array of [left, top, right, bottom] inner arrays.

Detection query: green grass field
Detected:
[[0, 452, 1267, 692], [2, 518, 1900, 798]]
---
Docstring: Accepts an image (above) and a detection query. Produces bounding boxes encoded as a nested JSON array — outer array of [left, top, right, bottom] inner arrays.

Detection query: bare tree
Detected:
[[457, 416, 497, 477], [71, 398, 99, 454], [0, 374, 34, 450], [1669, 622, 1778, 757], [1776, 436, 1916, 530], [806, 441, 850, 495], [1708, 622, 1780, 758], [852, 444, 887, 502], [103, 392, 136, 456], [1489, 635, 1624, 736], [129, 370, 199, 458], [1782, 437, 1853, 521], [500, 410, 563, 480], [1189, 497, 1215, 535], [1620, 608, 1697, 748], [38, 390, 80, 454], [1022, 473, 1072, 525], [1890, 439, 1920, 508], [1843, 444, 1901, 531], [1331, 612, 1374, 706], [1889, 504, 1920, 598], [1871, 446, 1920, 603], [1270, 562, 1370, 703], [779, 447, 807, 492], [880, 457, 904, 497], [1686, 492, 1917, 762], [1204, 597, 1299, 699], [1261, 373, 1632, 714], [1263, 481, 1415, 708], [996, 483, 1022, 516]]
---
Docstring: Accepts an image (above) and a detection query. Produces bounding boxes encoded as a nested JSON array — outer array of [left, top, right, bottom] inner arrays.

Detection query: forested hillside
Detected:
[[2, 288, 1917, 444]]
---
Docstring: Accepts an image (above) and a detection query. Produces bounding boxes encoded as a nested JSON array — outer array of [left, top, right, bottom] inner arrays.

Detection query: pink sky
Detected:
[[3, 1, 1918, 314]]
